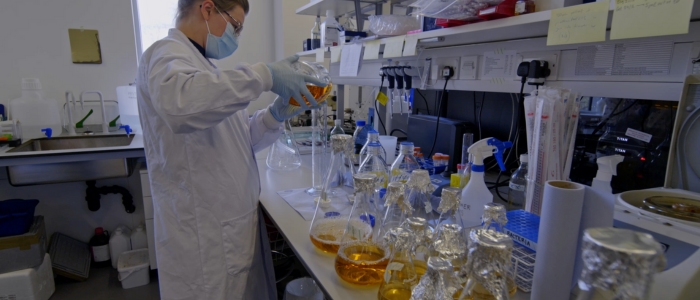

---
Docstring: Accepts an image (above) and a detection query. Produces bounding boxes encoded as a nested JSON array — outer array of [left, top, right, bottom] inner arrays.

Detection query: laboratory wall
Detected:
[[280, 0, 316, 58]]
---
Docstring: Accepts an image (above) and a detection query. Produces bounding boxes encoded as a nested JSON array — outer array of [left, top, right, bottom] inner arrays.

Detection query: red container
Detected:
[[478, 0, 517, 20]]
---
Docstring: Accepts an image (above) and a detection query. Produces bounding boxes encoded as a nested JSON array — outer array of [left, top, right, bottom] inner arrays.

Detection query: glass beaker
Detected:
[[358, 142, 389, 190], [266, 119, 302, 170], [410, 256, 462, 299], [378, 227, 418, 300], [335, 173, 390, 285], [306, 102, 328, 196], [289, 61, 333, 107], [309, 134, 357, 254], [459, 229, 517, 300], [390, 142, 421, 183]]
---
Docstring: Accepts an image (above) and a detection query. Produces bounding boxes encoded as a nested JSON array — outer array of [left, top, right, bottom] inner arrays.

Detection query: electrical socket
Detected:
[[434, 57, 461, 79], [519, 51, 560, 80]]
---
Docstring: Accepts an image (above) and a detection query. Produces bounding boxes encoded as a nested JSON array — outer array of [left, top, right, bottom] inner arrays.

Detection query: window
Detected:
[[133, 0, 179, 53]]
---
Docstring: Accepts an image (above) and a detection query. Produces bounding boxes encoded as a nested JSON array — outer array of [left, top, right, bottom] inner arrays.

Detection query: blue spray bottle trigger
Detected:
[[41, 128, 52, 138], [119, 125, 132, 135], [487, 138, 513, 171]]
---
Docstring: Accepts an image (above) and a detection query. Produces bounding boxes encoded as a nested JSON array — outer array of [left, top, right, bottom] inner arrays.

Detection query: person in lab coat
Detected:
[[136, 0, 325, 299]]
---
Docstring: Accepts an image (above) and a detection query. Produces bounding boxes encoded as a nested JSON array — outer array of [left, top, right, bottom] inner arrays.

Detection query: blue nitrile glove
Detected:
[[266, 55, 327, 106], [270, 96, 322, 121]]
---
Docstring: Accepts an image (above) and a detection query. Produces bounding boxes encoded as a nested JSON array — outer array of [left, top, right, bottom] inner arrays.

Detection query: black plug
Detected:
[[517, 62, 530, 83], [442, 66, 454, 79], [527, 60, 551, 86]]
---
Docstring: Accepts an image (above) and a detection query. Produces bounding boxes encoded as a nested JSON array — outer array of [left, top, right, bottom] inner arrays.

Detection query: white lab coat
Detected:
[[136, 29, 280, 300]]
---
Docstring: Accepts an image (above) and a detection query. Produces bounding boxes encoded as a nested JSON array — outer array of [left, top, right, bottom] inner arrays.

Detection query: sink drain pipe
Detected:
[[85, 180, 136, 213]]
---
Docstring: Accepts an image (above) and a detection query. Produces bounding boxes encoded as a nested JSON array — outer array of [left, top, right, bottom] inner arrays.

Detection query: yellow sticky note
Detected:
[[611, 0, 694, 40], [403, 35, 419, 56], [383, 36, 406, 58], [315, 48, 324, 63], [330, 46, 342, 63], [363, 40, 381, 60], [547, 1, 609, 46], [376, 91, 389, 106]]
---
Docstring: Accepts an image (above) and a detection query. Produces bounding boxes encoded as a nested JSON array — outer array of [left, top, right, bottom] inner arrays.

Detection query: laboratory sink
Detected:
[[7, 135, 135, 152], [6, 135, 137, 186]]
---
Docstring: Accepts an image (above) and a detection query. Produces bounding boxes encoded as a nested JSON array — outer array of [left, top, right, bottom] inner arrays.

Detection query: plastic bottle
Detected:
[[9, 78, 61, 140], [459, 138, 512, 229], [131, 225, 148, 250], [352, 120, 368, 160], [311, 16, 321, 40], [109, 227, 131, 269], [320, 10, 340, 47], [591, 155, 624, 193], [90, 227, 111, 267], [508, 154, 529, 209]]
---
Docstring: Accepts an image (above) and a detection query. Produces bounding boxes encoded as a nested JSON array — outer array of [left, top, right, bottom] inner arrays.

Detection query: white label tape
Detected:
[[625, 128, 652, 143]]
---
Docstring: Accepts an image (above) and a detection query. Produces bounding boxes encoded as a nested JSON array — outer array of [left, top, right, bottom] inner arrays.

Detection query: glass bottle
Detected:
[[410, 256, 461, 300], [335, 173, 390, 285], [360, 130, 387, 165], [459, 229, 517, 300], [331, 119, 344, 136], [507, 154, 528, 210], [266, 119, 302, 170], [359, 142, 389, 190], [514, 0, 536, 16], [309, 134, 357, 254], [390, 142, 421, 183], [312, 16, 321, 40], [378, 182, 409, 246], [289, 61, 333, 107], [378, 228, 418, 300], [306, 102, 328, 196], [575, 228, 666, 300]]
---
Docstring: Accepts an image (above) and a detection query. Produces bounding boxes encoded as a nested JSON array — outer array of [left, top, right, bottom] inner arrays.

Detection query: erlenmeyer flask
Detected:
[[358, 142, 389, 190], [482, 203, 507, 233], [289, 61, 333, 107], [435, 187, 465, 236], [404, 169, 438, 276], [378, 228, 418, 300], [267, 119, 302, 170], [309, 135, 357, 254], [306, 102, 328, 195], [459, 229, 516, 300], [360, 130, 387, 165], [410, 256, 462, 300], [390, 142, 420, 183], [335, 173, 390, 285], [378, 182, 409, 246]]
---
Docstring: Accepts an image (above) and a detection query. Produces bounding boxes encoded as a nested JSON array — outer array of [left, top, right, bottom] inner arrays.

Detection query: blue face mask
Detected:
[[204, 9, 239, 59]]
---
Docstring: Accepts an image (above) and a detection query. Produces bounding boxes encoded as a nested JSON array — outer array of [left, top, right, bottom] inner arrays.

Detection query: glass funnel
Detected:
[[289, 61, 333, 107], [309, 134, 357, 254], [266, 119, 302, 170], [335, 173, 390, 285], [378, 227, 418, 300]]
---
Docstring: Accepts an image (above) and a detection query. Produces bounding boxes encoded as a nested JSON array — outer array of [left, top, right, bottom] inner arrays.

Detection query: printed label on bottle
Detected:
[[92, 245, 110, 262], [324, 26, 338, 46], [515, 2, 526, 14], [509, 182, 526, 192], [384, 262, 405, 282]]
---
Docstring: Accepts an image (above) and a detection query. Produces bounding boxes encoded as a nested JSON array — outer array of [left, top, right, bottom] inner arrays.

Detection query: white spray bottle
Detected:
[[591, 155, 624, 193], [459, 137, 512, 228]]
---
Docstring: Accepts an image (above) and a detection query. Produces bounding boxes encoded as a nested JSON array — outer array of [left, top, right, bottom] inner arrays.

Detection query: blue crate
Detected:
[[503, 210, 540, 252], [0, 199, 40, 237]]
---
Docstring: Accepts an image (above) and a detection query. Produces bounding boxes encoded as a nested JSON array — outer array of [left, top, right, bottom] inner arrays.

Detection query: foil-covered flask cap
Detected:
[[353, 173, 377, 194], [407, 169, 434, 193], [383, 227, 399, 247], [394, 227, 415, 253], [433, 223, 466, 260], [437, 187, 461, 214], [402, 217, 428, 246], [385, 182, 409, 213], [483, 203, 508, 229], [460, 229, 513, 300], [410, 257, 453, 300], [330, 134, 352, 154], [579, 228, 666, 298]]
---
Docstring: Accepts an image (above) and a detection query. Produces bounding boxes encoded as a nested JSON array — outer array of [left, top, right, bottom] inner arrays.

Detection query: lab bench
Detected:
[[256, 151, 528, 300]]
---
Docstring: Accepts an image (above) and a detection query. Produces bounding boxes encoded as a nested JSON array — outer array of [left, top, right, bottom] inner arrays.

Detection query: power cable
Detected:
[[427, 72, 452, 158]]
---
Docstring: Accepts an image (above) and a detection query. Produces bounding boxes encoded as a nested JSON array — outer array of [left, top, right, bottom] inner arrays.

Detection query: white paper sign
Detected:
[[330, 46, 342, 63], [403, 34, 419, 56], [383, 36, 406, 58], [482, 50, 518, 79], [625, 128, 652, 143], [339, 43, 363, 77], [315, 48, 324, 63], [363, 40, 381, 60]]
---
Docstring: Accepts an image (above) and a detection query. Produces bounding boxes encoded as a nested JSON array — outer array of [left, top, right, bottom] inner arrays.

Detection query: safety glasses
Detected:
[[218, 7, 243, 37]]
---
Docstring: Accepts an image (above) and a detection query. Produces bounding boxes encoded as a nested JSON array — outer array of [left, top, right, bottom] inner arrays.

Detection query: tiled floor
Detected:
[[52, 266, 160, 300]]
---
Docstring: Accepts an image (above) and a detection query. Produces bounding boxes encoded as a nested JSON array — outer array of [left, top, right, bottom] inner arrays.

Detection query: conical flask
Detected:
[[459, 229, 516, 300], [410, 256, 462, 300], [335, 173, 390, 285], [390, 142, 421, 183], [266, 119, 302, 170], [378, 227, 418, 300], [309, 134, 358, 254], [378, 182, 409, 246], [481, 203, 507, 233], [404, 169, 438, 277], [359, 142, 389, 190], [306, 102, 328, 195], [435, 187, 465, 238]]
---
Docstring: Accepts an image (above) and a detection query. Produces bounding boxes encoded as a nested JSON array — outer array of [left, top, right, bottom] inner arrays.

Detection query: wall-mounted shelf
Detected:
[[296, 0, 384, 17], [296, 48, 330, 58]]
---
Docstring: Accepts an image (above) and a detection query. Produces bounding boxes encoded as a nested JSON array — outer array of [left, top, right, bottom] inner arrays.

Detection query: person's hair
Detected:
[[176, 0, 249, 22]]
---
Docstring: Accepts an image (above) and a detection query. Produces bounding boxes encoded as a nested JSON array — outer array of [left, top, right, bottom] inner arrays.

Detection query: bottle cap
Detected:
[[335, 119, 342, 126], [95, 227, 104, 235], [22, 78, 41, 90], [326, 9, 335, 18], [520, 154, 528, 163], [356, 120, 366, 126], [115, 228, 123, 234], [369, 130, 379, 134], [415, 147, 421, 151]]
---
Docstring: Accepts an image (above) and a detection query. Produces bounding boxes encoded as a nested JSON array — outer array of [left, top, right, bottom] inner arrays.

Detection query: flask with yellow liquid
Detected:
[[378, 228, 418, 300], [288, 61, 333, 106], [335, 173, 390, 285]]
